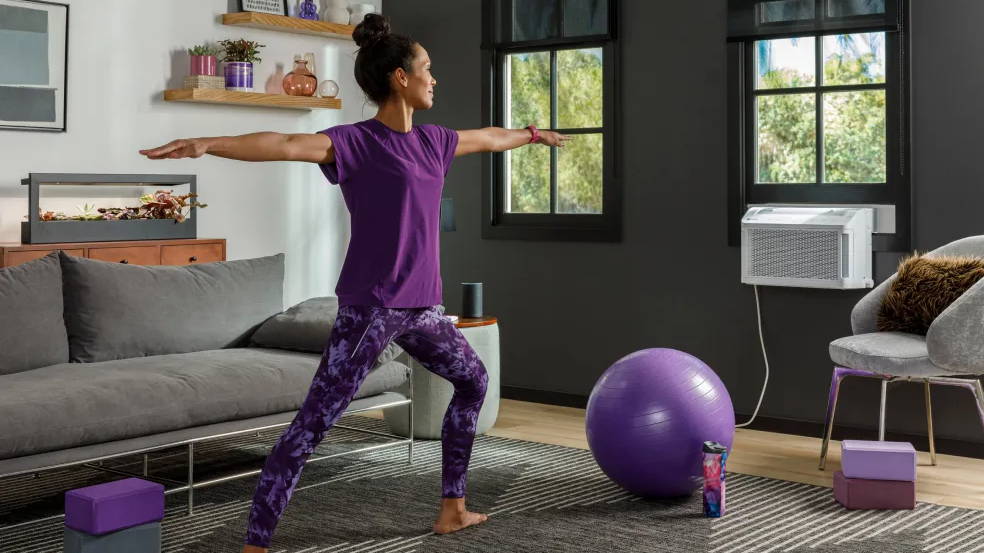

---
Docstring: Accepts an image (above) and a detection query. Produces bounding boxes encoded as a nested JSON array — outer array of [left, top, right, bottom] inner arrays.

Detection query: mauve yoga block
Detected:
[[64, 521, 161, 553], [65, 478, 164, 535], [834, 471, 915, 510], [841, 440, 917, 481]]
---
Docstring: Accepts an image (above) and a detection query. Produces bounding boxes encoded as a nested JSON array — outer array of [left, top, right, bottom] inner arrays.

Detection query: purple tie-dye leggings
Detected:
[[244, 304, 489, 548]]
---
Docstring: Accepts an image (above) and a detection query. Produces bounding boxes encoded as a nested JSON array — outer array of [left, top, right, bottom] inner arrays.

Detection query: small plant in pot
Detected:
[[188, 43, 221, 76], [218, 39, 265, 92]]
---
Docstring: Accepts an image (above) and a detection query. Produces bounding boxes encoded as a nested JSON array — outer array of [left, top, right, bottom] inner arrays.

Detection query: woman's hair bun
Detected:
[[353, 13, 391, 49]]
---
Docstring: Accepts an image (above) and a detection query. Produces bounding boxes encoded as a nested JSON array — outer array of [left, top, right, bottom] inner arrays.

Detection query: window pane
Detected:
[[755, 38, 816, 89], [563, 0, 607, 36], [756, 93, 816, 183], [759, 0, 815, 24], [558, 133, 603, 214], [506, 52, 550, 130], [827, 0, 885, 17], [823, 90, 886, 183], [823, 32, 885, 86], [558, 47, 603, 129], [507, 141, 550, 213], [512, 0, 559, 41]]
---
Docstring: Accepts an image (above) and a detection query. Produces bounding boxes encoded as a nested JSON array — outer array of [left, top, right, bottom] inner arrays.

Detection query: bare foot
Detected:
[[242, 545, 268, 553], [432, 497, 489, 535]]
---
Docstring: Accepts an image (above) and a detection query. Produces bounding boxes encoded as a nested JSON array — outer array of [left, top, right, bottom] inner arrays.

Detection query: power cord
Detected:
[[736, 284, 770, 428]]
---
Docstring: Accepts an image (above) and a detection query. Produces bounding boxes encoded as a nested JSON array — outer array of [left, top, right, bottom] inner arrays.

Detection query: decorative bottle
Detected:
[[283, 57, 318, 96]]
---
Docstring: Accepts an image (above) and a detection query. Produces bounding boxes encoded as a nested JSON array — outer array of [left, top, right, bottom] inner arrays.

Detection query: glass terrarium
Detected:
[[21, 173, 204, 244]]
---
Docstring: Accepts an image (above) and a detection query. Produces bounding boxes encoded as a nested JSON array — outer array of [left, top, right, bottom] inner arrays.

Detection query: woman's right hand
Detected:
[[139, 138, 210, 160]]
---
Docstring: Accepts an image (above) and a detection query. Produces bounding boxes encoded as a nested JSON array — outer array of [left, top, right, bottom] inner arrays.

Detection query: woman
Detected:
[[140, 14, 570, 553]]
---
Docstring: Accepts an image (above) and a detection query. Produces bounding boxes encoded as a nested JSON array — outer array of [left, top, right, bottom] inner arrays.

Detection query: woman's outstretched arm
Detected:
[[454, 127, 571, 156], [138, 132, 334, 164]]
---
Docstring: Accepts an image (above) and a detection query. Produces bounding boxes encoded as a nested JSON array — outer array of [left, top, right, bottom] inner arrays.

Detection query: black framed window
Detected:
[[727, 0, 910, 251], [481, 0, 620, 242]]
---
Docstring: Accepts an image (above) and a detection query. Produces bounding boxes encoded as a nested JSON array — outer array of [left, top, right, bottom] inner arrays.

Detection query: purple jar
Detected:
[[224, 62, 253, 92]]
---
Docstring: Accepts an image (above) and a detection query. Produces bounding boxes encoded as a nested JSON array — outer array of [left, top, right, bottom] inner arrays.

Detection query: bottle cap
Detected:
[[702, 441, 727, 454]]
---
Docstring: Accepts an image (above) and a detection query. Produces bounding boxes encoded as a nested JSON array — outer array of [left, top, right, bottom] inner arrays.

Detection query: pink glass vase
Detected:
[[283, 59, 317, 96], [190, 55, 217, 76]]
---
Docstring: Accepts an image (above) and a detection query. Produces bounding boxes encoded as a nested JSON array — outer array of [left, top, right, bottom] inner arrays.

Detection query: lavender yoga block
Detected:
[[65, 477, 165, 535], [841, 440, 917, 481], [834, 471, 915, 510]]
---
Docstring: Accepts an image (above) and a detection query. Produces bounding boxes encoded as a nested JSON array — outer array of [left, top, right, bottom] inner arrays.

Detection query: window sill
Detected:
[[481, 222, 621, 242]]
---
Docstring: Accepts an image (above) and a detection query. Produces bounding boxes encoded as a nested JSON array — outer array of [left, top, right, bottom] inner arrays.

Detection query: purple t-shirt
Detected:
[[318, 118, 459, 308]]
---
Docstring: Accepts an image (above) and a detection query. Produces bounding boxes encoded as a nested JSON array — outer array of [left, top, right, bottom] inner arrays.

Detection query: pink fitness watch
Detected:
[[525, 124, 541, 144]]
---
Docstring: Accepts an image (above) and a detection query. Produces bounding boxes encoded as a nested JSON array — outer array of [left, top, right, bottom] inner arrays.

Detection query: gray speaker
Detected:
[[462, 282, 483, 318]]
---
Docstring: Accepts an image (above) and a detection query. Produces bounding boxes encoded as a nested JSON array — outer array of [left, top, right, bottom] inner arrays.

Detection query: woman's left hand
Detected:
[[538, 130, 573, 147]]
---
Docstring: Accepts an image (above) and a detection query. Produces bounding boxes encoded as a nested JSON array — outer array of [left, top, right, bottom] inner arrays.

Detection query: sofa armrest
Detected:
[[851, 275, 896, 335], [927, 277, 984, 374]]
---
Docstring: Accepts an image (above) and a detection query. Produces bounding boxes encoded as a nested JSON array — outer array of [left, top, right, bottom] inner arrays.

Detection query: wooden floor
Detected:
[[378, 399, 984, 510]]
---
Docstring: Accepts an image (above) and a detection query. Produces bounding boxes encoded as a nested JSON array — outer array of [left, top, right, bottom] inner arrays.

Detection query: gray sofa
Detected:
[[0, 251, 412, 514]]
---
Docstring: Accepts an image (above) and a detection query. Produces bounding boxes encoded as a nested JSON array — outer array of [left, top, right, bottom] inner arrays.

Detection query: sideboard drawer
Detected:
[[88, 246, 160, 265], [4, 248, 83, 267], [161, 243, 224, 266]]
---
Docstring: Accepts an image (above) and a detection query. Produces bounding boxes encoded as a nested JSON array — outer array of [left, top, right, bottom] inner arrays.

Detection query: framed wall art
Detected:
[[0, 0, 68, 132], [238, 0, 288, 16]]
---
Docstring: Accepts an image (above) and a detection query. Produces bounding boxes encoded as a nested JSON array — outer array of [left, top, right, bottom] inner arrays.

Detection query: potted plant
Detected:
[[218, 39, 265, 92], [187, 43, 221, 76]]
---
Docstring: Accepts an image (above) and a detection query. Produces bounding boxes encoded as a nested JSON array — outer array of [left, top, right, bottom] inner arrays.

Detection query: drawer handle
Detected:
[[120, 259, 129, 264], [189, 256, 198, 262]]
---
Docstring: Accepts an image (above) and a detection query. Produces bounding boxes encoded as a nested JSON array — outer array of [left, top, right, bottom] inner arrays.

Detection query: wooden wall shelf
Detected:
[[221, 12, 355, 40], [163, 89, 342, 110]]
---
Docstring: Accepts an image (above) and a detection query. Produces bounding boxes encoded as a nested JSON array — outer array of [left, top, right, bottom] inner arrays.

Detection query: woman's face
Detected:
[[397, 43, 436, 109]]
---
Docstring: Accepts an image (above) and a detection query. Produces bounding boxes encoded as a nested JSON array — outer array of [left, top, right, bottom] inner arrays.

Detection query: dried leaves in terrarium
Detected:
[[37, 190, 207, 223]]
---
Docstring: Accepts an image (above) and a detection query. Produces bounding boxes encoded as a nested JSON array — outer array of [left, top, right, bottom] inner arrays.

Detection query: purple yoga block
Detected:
[[841, 440, 916, 482], [834, 471, 915, 510], [65, 478, 165, 535]]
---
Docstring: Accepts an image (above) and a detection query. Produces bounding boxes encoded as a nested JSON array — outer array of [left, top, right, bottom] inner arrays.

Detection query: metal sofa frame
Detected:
[[0, 370, 414, 532]]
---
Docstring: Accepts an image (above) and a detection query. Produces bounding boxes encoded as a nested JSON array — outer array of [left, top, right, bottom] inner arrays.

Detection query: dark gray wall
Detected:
[[386, 1, 984, 445]]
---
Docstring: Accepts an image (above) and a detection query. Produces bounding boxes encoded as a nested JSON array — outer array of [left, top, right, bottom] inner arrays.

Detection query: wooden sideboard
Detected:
[[0, 238, 226, 268]]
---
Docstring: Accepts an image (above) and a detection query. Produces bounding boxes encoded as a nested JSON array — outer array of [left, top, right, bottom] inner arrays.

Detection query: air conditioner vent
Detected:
[[746, 228, 840, 280]]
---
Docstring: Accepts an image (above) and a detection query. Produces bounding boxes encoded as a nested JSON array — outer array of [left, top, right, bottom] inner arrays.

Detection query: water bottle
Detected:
[[702, 441, 728, 517]]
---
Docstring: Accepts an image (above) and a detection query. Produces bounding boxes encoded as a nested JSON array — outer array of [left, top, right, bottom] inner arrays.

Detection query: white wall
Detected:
[[0, 0, 382, 308]]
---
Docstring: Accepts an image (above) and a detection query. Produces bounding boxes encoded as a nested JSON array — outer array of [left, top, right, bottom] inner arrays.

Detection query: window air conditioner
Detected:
[[741, 206, 874, 289]]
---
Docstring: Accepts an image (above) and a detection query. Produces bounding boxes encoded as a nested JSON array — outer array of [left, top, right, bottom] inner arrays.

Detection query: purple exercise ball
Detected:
[[585, 348, 735, 498]]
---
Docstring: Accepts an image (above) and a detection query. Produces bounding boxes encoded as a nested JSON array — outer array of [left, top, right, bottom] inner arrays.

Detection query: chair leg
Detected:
[[819, 367, 892, 471], [974, 380, 984, 433], [820, 369, 844, 471], [924, 381, 937, 466], [879, 380, 888, 441], [924, 376, 984, 433]]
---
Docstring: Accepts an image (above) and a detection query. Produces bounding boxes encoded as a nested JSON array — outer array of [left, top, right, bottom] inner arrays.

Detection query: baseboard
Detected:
[[500, 386, 984, 460], [502, 386, 588, 408]]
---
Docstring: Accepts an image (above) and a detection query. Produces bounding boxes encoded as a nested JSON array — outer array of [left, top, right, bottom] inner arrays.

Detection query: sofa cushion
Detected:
[[0, 347, 409, 460], [59, 252, 285, 362], [0, 252, 68, 375], [249, 296, 404, 365], [829, 332, 942, 377]]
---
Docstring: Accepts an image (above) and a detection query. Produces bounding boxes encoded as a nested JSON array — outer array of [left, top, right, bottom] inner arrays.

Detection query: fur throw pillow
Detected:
[[877, 254, 984, 335]]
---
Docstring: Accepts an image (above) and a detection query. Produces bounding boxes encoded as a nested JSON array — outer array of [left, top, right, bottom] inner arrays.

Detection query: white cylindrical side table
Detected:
[[385, 316, 500, 439]]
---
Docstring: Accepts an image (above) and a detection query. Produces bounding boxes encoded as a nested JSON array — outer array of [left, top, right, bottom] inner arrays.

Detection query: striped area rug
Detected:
[[1, 416, 981, 553]]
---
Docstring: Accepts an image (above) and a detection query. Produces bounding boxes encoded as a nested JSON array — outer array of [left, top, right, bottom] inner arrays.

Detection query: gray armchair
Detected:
[[819, 236, 984, 470]]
